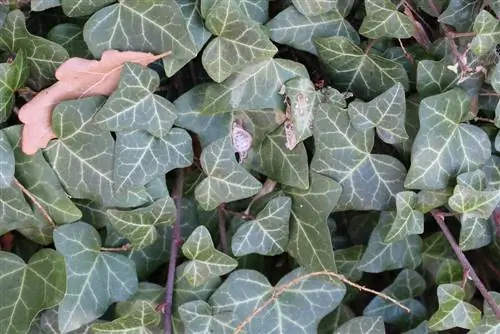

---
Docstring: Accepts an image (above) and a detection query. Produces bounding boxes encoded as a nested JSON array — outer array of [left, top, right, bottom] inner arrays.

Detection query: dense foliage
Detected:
[[0, 0, 499, 333]]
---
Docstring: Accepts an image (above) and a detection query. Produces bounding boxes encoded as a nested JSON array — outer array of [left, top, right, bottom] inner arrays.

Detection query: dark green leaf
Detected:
[[333, 316, 385, 333], [359, 0, 414, 39], [469, 291, 500, 333], [471, 10, 500, 56], [0, 130, 14, 188], [292, 0, 337, 17], [438, 0, 482, 32], [416, 60, 458, 98], [47, 23, 91, 58], [385, 191, 425, 242], [422, 233, 463, 284], [0, 48, 28, 122]]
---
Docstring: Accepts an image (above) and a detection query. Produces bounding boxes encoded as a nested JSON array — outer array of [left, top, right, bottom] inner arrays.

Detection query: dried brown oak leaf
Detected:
[[18, 49, 171, 155]]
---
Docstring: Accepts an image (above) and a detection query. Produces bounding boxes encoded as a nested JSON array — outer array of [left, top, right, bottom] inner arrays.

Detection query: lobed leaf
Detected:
[[359, 0, 415, 39]]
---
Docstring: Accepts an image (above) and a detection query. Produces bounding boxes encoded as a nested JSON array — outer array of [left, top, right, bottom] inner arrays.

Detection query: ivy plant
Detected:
[[0, 0, 499, 333]]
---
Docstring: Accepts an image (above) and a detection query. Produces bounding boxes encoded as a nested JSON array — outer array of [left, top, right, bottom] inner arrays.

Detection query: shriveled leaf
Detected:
[[416, 60, 458, 98], [358, 212, 423, 273], [333, 316, 386, 334], [47, 23, 91, 59], [405, 88, 491, 189], [0, 131, 14, 188], [359, 0, 414, 39], [266, 5, 359, 55], [54, 222, 138, 333], [0, 49, 28, 122], [0, 250, 65, 334], [315, 36, 409, 100], [292, 0, 337, 17], [471, 10, 500, 56], [232, 196, 291, 256], [182, 226, 238, 286], [385, 191, 425, 242], [422, 233, 463, 284]]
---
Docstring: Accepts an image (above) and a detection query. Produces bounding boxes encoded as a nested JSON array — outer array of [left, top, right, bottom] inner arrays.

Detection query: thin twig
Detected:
[[164, 169, 184, 334], [100, 243, 131, 252], [13, 178, 55, 227], [431, 210, 500, 319], [233, 271, 411, 334], [218, 205, 229, 253]]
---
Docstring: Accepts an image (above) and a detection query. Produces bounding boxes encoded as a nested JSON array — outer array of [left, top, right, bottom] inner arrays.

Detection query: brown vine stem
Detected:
[[233, 271, 410, 334], [218, 205, 229, 253], [164, 168, 184, 334], [13, 177, 55, 228], [100, 244, 131, 252], [431, 210, 500, 319]]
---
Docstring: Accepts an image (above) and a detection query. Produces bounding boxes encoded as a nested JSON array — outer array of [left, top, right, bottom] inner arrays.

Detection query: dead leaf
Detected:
[[18, 49, 171, 155]]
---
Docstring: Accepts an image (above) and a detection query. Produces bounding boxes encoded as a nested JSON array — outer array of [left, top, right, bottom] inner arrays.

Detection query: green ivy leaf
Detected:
[[47, 23, 91, 58], [459, 213, 493, 250], [178, 0, 212, 49], [421, 233, 463, 284], [283, 171, 341, 273], [416, 60, 458, 98], [266, 5, 359, 55], [208, 267, 346, 333], [348, 83, 408, 144], [333, 316, 385, 334], [318, 304, 356, 333], [0, 250, 66, 334], [428, 283, 482, 331], [0, 130, 14, 188], [83, 0, 197, 77], [414, 0, 446, 17], [0, 10, 68, 90], [405, 88, 491, 189], [114, 129, 193, 192], [252, 127, 309, 189], [34, 307, 102, 334], [0, 48, 28, 122], [195, 136, 261, 210], [291, 0, 337, 17], [469, 291, 500, 334], [315, 36, 409, 100], [358, 212, 423, 273], [438, 0, 481, 32], [359, 0, 414, 39], [106, 196, 176, 250], [54, 222, 139, 333], [202, 0, 277, 83], [403, 321, 436, 334], [179, 300, 236, 334], [61, 0, 114, 17], [385, 191, 425, 242], [471, 10, 500, 56], [0, 182, 44, 233], [182, 226, 238, 286], [335, 245, 364, 281], [364, 269, 427, 330], [202, 58, 309, 114], [200, 0, 268, 23], [31, 0, 61, 11], [94, 63, 178, 138], [484, 156, 500, 188], [311, 101, 406, 211], [232, 196, 291, 256], [415, 188, 453, 213]]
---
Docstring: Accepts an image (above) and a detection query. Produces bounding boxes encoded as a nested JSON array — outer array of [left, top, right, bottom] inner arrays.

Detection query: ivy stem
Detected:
[[218, 205, 229, 253], [163, 168, 184, 334], [13, 178, 55, 228], [100, 243, 131, 252], [431, 210, 500, 319], [447, 31, 477, 38]]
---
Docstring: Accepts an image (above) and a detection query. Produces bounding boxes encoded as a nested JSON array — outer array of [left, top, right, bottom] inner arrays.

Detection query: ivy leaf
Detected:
[[266, 5, 359, 55], [0, 130, 14, 188], [106, 196, 176, 250], [421, 233, 463, 284], [179, 300, 236, 334], [54, 222, 139, 333], [364, 269, 427, 330], [416, 60, 458, 98], [428, 283, 482, 331], [283, 172, 341, 273], [209, 267, 346, 333], [318, 304, 356, 333], [403, 321, 436, 334], [471, 10, 500, 56], [0, 10, 69, 90], [415, 0, 446, 17], [94, 63, 178, 138], [315, 36, 409, 100], [358, 212, 423, 273], [83, 0, 197, 77], [195, 136, 261, 210], [31, 0, 61, 11], [202, 0, 277, 83], [438, 0, 482, 32], [47, 23, 91, 59], [348, 83, 408, 144], [0, 48, 28, 122], [359, 0, 414, 39], [178, 0, 212, 50], [0, 250, 65, 334], [291, 0, 337, 17], [385, 191, 425, 242], [182, 226, 238, 287], [0, 182, 44, 233], [335, 245, 365, 281], [415, 188, 453, 213], [459, 214, 493, 250], [405, 88, 491, 190], [61, 0, 114, 17], [333, 316, 385, 334], [232, 196, 291, 256], [252, 127, 309, 189], [202, 58, 309, 114], [3, 125, 82, 224], [114, 129, 193, 192], [469, 291, 500, 334], [311, 101, 406, 211], [484, 156, 500, 188]]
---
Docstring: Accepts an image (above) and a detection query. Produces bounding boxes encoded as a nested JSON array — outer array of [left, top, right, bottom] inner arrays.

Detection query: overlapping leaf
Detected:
[[292, 0, 337, 17], [438, 0, 482, 32], [0, 49, 28, 122], [195, 136, 261, 210], [359, 0, 414, 39], [179, 300, 236, 334], [471, 10, 500, 56], [315, 36, 409, 100], [415, 188, 452, 213], [54, 222, 139, 333], [333, 316, 385, 334], [202, 0, 277, 82], [232, 196, 291, 256], [421, 233, 463, 284], [385, 191, 425, 242], [266, 5, 359, 55], [94, 63, 178, 137], [0, 130, 14, 188], [405, 88, 491, 189], [348, 83, 408, 144], [358, 212, 423, 273], [0, 10, 68, 90], [0, 250, 65, 334], [182, 226, 238, 286], [334, 245, 364, 281], [47, 23, 91, 59], [318, 304, 356, 333], [469, 291, 500, 333], [416, 60, 458, 98], [106, 196, 176, 249], [311, 100, 406, 210]]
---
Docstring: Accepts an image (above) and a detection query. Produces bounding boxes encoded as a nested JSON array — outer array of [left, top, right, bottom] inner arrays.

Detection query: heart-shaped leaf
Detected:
[[458, 214, 493, 250], [54, 222, 139, 333], [179, 300, 236, 334], [360, 0, 414, 39], [0, 48, 28, 122], [182, 225, 238, 286], [471, 10, 500, 56], [416, 60, 458, 98], [291, 0, 337, 17], [333, 316, 386, 334], [0, 130, 14, 188], [385, 191, 425, 242], [232, 196, 291, 256], [195, 136, 261, 210]]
